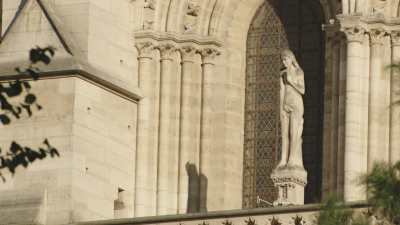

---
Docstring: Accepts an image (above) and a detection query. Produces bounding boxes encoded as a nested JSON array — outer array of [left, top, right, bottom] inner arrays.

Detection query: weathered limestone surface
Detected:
[[0, 78, 75, 225], [178, 46, 202, 214], [71, 78, 137, 222], [47, 0, 138, 87], [390, 30, 400, 164], [134, 41, 159, 217], [3, 0, 400, 224], [368, 29, 391, 171], [0, 77, 137, 224]]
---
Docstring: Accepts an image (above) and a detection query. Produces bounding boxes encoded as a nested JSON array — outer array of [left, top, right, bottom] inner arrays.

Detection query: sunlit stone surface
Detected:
[[0, 0, 398, 224]]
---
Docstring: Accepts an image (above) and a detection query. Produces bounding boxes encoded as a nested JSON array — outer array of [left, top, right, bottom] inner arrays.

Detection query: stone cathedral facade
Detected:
[[0, 0, 400, 224]]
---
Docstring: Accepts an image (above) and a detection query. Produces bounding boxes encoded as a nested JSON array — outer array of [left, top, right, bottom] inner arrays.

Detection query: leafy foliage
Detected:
[[315, 196, 352, 225], [315, 162, 400, 225], [362, 162, 400, 225], [351, 214, 369, 225], [0, 46, 59, 182]]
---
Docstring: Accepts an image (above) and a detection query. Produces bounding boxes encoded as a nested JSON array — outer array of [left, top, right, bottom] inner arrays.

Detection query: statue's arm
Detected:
[[280, 71, 285, 110], [295, 73, 305, 95], [286, 71, 305, 95]]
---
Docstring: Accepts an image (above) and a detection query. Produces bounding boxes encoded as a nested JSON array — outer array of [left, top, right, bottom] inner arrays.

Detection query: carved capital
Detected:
[[390, 30, 400, 47], [369, 28, 386, 46], [136, 42, 156, 59], [342, 26, 366, 43], [180, 46, 198, 62], [200, 48, 221, 65], [158, 43, 177, 60]]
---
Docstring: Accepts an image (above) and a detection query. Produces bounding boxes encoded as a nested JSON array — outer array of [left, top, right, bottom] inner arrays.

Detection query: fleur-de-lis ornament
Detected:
[[222, 220, 233, 225], [269, 217, 282, 225], [292, 215, 305, 225], [245, 217, 256, 225]]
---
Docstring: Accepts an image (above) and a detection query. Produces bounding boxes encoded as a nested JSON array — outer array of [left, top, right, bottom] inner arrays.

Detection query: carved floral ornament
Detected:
[[340, 26, 400, 46], [335, 26, 400, 46], [390, 30, 400, 46], [200, 48, 221, 64], [179, 212, 391, 225], [135, 41, 156, 58], [158, 43, 178, 60], [184, 0, 201, 33], [342, 26, 366, 43], [135, 41, 221, 62], [180, 216, 308, 225], [270, 176, 307, 186], [369, 28, 386, 45], [143, 0, 156, 30], [181, 45, 198, 62], [187, 0, 200, 16]]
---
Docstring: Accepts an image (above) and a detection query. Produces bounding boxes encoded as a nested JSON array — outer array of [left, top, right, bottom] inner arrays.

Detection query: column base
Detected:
[[271, 165, 307, 206]]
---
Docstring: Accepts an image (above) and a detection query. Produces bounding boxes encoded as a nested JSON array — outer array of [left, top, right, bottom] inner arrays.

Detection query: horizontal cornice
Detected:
[[135, 31, 223, 47], [77, 201, 368, 225], [0, 69, 142, 103]]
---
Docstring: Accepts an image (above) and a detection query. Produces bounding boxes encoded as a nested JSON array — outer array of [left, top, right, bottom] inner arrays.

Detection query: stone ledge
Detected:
[[0, 69, 143, 103], [76, 201, 368, 225], [135, 31, 223, 48]]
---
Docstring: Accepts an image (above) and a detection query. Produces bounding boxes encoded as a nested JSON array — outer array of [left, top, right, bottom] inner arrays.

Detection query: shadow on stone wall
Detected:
[[0, 47, 59, 182], [186, 162, 207, 213]]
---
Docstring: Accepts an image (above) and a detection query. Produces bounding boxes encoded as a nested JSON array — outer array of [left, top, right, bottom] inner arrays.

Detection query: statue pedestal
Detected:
[[271, 166, 307, 206]]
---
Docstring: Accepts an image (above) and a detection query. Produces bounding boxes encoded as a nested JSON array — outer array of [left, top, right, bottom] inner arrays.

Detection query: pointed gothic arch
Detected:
[[243, 0, 325, 208]]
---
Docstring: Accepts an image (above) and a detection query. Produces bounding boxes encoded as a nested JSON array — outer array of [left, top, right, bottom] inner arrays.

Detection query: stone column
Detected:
[[157, 43, 178, 215], [177, 46, 201, 213], [323, 32, 341, 197], [390, 30, 400, 164], [368, 28, 388, 171], [199, 48, 220, 212], [342, 26, 367, 202], [135, 41, 157, 216], [337, 36, 347, 198]]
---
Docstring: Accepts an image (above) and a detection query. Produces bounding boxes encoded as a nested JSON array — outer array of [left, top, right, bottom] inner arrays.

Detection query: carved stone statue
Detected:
[[271, 49, 307, 206], [278, 49, 305, 169]]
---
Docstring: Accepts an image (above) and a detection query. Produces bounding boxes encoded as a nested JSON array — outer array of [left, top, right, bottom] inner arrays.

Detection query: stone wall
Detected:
[[3, 0, 400, 224], [0, 77, 137, 224], [0, 78, 75, 225]]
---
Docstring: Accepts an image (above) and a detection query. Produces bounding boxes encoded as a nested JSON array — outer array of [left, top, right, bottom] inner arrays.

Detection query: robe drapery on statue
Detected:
[[278, 49, 305, 169]]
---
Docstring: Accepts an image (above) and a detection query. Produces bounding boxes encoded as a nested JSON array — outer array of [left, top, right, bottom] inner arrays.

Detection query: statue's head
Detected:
[[281, 49, 299, 69]]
